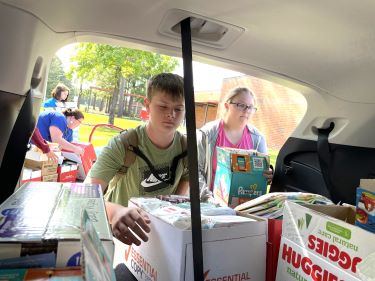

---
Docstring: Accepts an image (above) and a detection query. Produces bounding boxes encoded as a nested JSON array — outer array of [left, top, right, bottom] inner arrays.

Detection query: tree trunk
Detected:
[[124, 96, 129, 116], [106, 97, 111, 114], [108, 67, 122, 125], [92, 93, 97, 111], [86, 88, 92, 112], [117, 77, 126, 118], [77, 82, 83, 109], [128, 96, 134, 116], [99, 98, 104, 112]]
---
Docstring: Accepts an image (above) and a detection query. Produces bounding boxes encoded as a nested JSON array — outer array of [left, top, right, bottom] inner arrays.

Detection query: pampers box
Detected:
[[213, 147, 269, 208], [276, 201, 375, 281], [0, 182, 114, 267]]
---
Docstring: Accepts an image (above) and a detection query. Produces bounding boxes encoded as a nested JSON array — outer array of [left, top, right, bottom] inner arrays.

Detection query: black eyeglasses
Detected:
[[229, 102, 257, 112]]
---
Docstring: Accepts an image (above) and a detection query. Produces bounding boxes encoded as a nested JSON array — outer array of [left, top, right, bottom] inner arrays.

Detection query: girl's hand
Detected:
[[46, 151, 59, 163], [263, 167, 274, 185]]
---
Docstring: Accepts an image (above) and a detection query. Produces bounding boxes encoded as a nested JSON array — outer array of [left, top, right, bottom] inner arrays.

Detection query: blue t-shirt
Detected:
[[36, 111, 73, 142], [43, 98, 58, 108]]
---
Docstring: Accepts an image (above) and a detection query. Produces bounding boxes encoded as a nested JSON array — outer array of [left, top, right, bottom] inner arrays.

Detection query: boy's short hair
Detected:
[[147, 73, 184, 101], [52, 83, 70, 102]]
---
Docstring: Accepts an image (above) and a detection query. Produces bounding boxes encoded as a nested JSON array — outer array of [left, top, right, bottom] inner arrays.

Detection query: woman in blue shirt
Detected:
[[36, 108, 85, 155], [43, 83, 70, 108]]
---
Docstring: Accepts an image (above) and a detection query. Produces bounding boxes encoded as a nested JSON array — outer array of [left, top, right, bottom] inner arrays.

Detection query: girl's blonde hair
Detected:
[[224, 87, 256, 103]]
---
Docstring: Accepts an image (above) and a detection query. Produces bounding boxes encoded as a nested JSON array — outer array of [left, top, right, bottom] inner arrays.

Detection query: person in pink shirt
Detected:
[[197, 87, 273, 200]]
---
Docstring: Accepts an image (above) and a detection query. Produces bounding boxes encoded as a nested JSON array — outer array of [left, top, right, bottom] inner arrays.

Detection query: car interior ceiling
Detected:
[[1, 1, 375, 207]]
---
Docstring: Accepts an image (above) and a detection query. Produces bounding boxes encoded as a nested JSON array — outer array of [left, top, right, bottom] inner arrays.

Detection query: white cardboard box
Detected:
[[113, 201, 267, 281], [0, 182, 114, 267], [21, 167, 42, 181], [276, 201, 375, 280]]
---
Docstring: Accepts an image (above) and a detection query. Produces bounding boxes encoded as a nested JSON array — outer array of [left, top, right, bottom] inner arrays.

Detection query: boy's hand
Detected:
[[111, 207, 151, 246]]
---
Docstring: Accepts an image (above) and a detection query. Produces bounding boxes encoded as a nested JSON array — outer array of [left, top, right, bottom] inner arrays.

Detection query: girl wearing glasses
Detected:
[[197, 87, 273, 200]]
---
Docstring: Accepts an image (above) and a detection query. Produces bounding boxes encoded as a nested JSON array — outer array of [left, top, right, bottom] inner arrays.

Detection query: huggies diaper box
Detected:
[[0, 182, 113, 268], [276, 201, 375, 281]]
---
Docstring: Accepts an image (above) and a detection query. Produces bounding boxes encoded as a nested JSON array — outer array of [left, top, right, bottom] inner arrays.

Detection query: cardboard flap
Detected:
[[301, 203, 356, 224]]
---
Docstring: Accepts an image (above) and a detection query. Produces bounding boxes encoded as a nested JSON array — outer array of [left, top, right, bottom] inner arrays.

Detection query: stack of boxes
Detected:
[[57, 161, 78, 182], [23, 149, 59, 183], [22, 142, 96, 184], [0, 182, 114, 270]]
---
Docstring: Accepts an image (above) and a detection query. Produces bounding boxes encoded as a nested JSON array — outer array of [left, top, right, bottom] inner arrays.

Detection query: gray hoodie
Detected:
[[196, 119, 268, 200]]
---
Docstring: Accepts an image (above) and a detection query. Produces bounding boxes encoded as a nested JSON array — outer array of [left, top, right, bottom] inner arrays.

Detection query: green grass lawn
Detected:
[[268, 148, 278, 169], [79, 113, 143, 147]]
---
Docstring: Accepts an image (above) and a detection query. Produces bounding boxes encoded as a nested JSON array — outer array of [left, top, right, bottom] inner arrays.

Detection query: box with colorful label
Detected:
[[62, 142, 96, 180], [0, 210, 115, 281], [355, 179, 375, 233], [0, 268, 82, 280], [275, 201, 375, 281], [213, 147, 269, 208], [58, 162, 78, 182], [0, 182, 113, 268], [113, 198, 267, 281], [276, 237, 361, 281]]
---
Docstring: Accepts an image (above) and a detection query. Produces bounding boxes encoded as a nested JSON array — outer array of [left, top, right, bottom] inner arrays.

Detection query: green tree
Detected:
[[46, 56, 74, 99], [68, 43, 179, 124]]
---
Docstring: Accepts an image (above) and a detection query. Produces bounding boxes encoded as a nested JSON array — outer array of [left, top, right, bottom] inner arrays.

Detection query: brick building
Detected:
[[195, 75, 307, 150]]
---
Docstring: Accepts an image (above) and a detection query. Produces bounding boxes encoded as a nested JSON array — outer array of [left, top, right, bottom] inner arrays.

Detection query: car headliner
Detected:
[[2, 0, 375, 103]]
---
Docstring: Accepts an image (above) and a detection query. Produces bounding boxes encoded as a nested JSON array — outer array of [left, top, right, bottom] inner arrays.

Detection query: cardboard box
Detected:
[[275, 201, 375, 281], [42, 173, 58, 182], [355, 179, 375, 233], [0, 268, 82, 280], [0, 210, 115, 280], [276, 237, 361, 281], [20, 167, 42, 184], [266, 219, 282, 281], [57, 162, 78, 182], [25, 146, 64, 165], [113, 199, 267, 281], [62, 142, 96, 180], [0, 182, 114, 268], [24, 158, 58, 176], [213, 147, 269, 208]]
